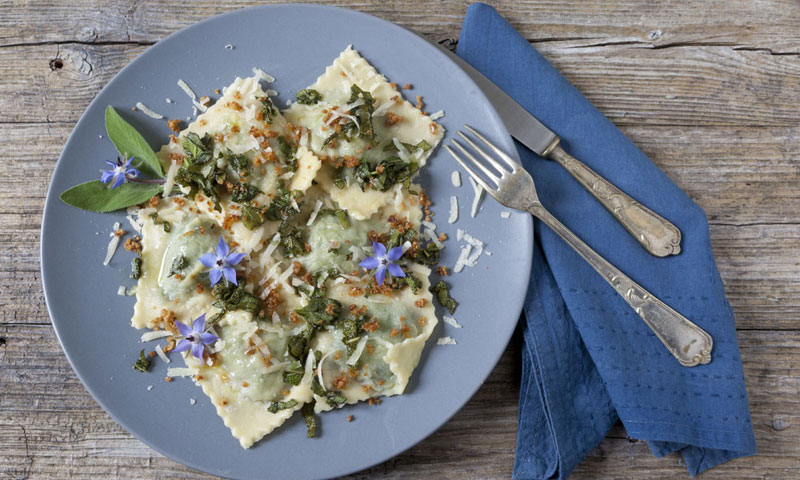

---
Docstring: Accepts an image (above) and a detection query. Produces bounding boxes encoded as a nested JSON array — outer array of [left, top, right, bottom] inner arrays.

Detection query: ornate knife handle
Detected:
[[547, 144, 682, 257], [530, 204, 712, 367]]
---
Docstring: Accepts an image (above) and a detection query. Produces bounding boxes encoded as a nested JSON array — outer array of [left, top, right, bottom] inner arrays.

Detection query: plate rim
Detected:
[[40, 3, 533, 478]]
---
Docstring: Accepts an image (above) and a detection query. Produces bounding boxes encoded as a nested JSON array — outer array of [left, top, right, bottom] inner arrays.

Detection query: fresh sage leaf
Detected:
[[105, 106, 164, 179], [59, 180, 162, 213]]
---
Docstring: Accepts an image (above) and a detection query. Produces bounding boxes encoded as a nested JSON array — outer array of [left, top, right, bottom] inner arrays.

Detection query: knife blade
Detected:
[[432, 43, 560, 156]]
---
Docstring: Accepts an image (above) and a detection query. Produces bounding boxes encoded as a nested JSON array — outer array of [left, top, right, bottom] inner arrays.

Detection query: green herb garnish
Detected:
[[257, 96, 278, 123], [241, 204, 265, 230], [296, 89, 322, 105], [302, 402, 318, 438], [131, 256, 142, 279], [132, 349, 150, 372], [182, 132, 214, 166], [104, 106, 164, 178], [282, 361, 305, 386], [168, 254, 188, 276], [430, 280, 458, 314], [212, 281, 259, 314], [295, 290, 342, 326], [267, 399, 298, 413], [230, 182, 260, 203]]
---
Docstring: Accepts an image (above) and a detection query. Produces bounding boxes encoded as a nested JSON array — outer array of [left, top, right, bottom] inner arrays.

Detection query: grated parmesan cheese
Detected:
[[135, 102, 164, 119], [346, 336, 369, 366], [306, 199, 324, 226], [103, 222, 122, 266], [425, 228, 443, 249], [165, 97, 174, 103], [393, 138, 410, 161], [190, 398, 197, 405], [162, 160, 180, 197], [141, 330, 172, 342], [437, 336, 457, 346], [317, 350, 335, 392], [117, 286, 126, 296], [500, 211, 511, 219], [252, 67, 275, 83], [177, 79, 197, 100], [371, 100, 393, 118], [166, 367, 198, 377], [451, 170, 461, 187], [448, 196, 458, 224], [126, 214, 142, 233], [429, 110, 445, 120], [224, 44, 234, 50], [453, 245, 471, 273], [155, 344, 170, 363], [443, 316, 463, 328], [468, 176, 484, 218]]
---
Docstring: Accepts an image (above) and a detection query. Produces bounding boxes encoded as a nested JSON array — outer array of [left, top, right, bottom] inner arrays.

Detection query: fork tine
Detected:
[[450, 139, 500, 184], [456, 131, 508, 177], [464, 125, 520, 171], [444, 145, 496, 194]]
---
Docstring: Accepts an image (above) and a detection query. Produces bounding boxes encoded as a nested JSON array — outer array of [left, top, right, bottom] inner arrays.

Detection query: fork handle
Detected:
[[529, 204, 712, 367], [548, 144, 681, 257]]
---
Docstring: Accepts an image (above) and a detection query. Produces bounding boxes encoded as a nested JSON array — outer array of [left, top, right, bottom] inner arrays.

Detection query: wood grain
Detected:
[[2, 0, 799, 479]]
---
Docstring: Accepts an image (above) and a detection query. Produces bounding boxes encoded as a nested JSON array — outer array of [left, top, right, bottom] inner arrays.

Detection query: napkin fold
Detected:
[[457, 4, 756, 478]]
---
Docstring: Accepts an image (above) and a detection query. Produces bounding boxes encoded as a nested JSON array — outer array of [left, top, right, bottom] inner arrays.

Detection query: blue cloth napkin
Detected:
[[457, 4, 757, 478]]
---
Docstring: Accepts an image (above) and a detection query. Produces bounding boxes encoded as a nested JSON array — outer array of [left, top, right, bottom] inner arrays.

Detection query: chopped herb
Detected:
[[332, 165, 346, 189], [279, 224, 306, 258], [336, 310, 369, 356], [296, 89, 322, 105], [257, 96, 278, 123], [282, 361, 305, 386], [295, 290, 342, 326], [383, 139, 432, 154], [335, 209, 350, 229], [240, 204, 265, 230], [131, 256, 142, 279], [287, 324, 317, 361], [212, 281, 259, 314], [325, 391, 347, 408], [430, 280, 458, 314], [354, 157, 419, 192], [230, 182, 260, 203], [181, 132, 214, 166], [149, 212, 172, 232], [412, 241, 440, 266], [404, 274, 422, 294], [132, 349, 150, 372], [302, 402, 318, 438], [168, 254, 188, 276], [267, 399, 298, 413], [386, 227, 417, 249], [347, 84, 376, 140], [264, 182, 302, 222], [225, 150, 249, 173], [276, 136, 297, 172]]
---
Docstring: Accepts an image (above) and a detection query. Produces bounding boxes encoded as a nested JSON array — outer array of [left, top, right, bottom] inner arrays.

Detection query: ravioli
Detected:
[[130, 47, 445, 448]]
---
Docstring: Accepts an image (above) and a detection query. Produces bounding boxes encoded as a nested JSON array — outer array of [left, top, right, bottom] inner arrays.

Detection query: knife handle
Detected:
[[548, 144, 682, 257]]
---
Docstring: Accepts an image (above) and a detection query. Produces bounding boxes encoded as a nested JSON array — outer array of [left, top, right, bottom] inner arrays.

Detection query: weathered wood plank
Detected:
[[1, 325, 797, 479], [2, 0, 800, 53], [2, 39, 800, 127]]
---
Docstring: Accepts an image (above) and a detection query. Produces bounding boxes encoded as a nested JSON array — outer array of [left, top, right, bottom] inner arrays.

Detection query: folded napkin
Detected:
[[457, 4, 757, 478]]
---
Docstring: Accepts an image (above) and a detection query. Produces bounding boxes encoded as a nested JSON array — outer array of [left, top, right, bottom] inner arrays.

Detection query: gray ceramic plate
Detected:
[[41, 4, 532, 479]]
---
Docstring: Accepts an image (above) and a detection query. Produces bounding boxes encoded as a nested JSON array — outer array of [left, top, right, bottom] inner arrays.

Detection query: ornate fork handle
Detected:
[[529, 204, 712, 367], [548, 144, 682, 257]]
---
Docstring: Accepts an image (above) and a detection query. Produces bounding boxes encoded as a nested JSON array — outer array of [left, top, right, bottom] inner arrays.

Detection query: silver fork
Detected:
[[446, 126, 713, 367]]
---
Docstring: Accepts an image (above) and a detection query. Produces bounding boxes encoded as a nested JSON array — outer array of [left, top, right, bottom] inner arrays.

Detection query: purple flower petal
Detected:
[[372, 241, 387, 259], [199, 253, 217, 268], [100, 170, 114, 184], [387, 246, 404, 262], [222, 266, 238, 285], [175, 320, 192, 337], [226, 252, 246, 265], [387, 263, 405, 278], [199, 332, 218, 345], [123, 157, 135, 168], [208, 268, 223, 286], [215, 237, 229, 259], [125, 167, 139, 178], [375, 265, 387, 286], [192, 314, 206, 334], [111, 173, 125, 189], [191, 342, 205, 360], [104, 159, 118, 169], [173, 339, 191, 353], [359, 256, 380, 270]]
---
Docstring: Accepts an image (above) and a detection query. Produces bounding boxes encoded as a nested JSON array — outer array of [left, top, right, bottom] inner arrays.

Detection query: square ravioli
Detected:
[[131, 46, 444, 448]]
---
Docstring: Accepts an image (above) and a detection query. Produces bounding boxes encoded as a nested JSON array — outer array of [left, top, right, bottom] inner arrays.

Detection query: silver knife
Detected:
[[434, 42, 682, 257]]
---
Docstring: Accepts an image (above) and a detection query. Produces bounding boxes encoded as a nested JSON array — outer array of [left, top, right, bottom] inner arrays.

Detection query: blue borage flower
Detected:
[[174, 314, 218, 360], [100, 156, 139, 189], [359, 241, 406, 286], [200, 237, 246, 286]]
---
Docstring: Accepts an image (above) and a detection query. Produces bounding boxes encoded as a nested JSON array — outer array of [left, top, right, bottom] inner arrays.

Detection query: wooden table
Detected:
[[2, 1, 799, 478]]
